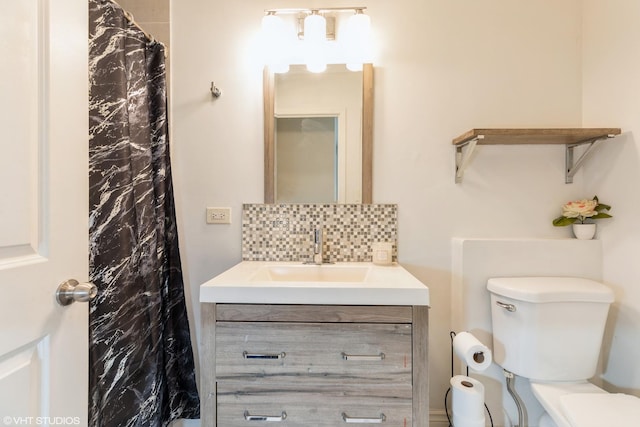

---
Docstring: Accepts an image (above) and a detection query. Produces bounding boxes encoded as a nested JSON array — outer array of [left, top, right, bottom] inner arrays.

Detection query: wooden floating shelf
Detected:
[[452, 128, 622, 183]]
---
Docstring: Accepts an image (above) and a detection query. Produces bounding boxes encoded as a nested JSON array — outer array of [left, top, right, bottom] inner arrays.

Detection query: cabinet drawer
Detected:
[[215, 322, 412, 384], [217, 384, 412, 427]]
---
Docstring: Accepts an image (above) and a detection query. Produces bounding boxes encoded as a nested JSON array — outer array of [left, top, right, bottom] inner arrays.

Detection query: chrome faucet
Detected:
[[312, 227, 324, 265]]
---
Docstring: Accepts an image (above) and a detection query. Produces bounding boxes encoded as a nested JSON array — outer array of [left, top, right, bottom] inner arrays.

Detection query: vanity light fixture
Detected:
[[262, 7, 370, 73]]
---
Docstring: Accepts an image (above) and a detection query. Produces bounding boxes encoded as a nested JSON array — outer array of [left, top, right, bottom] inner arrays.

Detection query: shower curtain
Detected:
[[88, 1, 200, 426]]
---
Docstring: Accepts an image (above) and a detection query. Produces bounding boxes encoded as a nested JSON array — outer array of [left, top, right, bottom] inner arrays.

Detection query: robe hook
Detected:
[[210, 82, 222, 98]]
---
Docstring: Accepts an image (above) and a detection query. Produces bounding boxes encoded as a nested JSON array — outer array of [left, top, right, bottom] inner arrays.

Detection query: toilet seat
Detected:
[[560, 393, 640, 427], [530, 381, 606, 427], [531, 381, 640, 427]]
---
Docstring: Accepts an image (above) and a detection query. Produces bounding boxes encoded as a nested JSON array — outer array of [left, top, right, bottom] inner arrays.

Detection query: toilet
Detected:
[[487, 276, 640, 427]]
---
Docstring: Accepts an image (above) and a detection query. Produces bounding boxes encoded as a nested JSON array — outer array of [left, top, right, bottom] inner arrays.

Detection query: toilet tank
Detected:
[[487, 277, 614, 381]]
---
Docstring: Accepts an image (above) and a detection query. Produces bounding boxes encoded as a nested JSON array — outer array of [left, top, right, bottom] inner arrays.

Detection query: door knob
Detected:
[[56, 279, 98, 306]]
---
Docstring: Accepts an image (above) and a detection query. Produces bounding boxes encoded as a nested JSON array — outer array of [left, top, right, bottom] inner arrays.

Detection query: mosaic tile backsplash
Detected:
[[242, 204, 398, 262]]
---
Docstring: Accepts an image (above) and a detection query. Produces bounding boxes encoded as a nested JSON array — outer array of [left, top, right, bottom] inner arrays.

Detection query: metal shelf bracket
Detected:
[[565, 134, 616, 184], [455, 135, 483, 183]]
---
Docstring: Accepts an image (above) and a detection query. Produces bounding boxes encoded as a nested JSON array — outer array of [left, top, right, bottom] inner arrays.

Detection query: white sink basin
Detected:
[[251, 264, 371, 283], [200, 261, 430, 306]]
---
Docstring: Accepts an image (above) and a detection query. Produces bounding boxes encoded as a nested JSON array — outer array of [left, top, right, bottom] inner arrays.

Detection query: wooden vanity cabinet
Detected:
[[201, 304, 429, 426]]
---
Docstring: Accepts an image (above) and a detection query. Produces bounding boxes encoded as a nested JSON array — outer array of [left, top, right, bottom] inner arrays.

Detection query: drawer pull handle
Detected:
[[243, 351, 286, 360], [342, 412, 386, 423], [244, 410, 287, 422], [341, 352, 385, 361]]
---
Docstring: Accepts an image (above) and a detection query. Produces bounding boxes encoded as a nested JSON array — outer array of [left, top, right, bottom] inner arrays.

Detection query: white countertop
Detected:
[[200, 261, 430, 306]]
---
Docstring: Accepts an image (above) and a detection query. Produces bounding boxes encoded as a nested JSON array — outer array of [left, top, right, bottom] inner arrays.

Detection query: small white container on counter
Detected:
[[371, 242, 393, 265]]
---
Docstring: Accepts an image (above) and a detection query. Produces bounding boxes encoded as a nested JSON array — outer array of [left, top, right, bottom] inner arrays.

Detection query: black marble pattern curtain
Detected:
[[88, 1, 200, 426]]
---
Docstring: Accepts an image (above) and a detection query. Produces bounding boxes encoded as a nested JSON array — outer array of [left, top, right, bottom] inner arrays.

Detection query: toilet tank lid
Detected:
[[487, 277, 614, 303]]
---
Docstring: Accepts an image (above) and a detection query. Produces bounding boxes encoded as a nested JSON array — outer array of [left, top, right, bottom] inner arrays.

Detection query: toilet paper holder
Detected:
[[446, 331, 496, 427]]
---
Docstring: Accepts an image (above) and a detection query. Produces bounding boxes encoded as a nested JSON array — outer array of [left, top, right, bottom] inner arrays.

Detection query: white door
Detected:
[[0, 0, 89, 425]]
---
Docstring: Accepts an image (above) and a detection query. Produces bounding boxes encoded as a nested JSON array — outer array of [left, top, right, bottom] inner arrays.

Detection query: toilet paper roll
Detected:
[[450, 375, 485, 427], [453, 331, 492, 372]]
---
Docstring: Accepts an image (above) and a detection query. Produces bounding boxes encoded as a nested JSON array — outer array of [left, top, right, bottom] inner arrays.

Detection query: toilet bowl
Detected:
[[487, 277, 640, 427]]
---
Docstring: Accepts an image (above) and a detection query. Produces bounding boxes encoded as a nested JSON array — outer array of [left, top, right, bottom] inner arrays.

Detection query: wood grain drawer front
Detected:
[[215, 322, 412, 384], [217, 385, 412, 427], [216, 304, 413, 323]]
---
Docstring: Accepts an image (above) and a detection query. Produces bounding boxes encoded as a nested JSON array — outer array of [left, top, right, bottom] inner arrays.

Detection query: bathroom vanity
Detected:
[[200, 262, 430, 426]]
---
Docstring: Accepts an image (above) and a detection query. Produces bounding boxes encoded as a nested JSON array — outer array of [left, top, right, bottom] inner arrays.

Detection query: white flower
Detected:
[[552, 196, 612, 227], [562, 199, 598, 219]]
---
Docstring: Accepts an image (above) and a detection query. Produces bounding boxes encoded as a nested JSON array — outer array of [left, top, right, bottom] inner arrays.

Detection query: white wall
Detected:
[[169, 0, 640, 425], [582, 1, 640, 396]]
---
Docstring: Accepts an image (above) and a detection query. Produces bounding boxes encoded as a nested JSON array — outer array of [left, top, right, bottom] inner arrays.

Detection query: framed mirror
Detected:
[[264, 63, 373, 204]]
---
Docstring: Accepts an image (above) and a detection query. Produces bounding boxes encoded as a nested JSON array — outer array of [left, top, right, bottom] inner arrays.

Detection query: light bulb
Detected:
[[348, 10, 371, 36], [304, 12, 326, 44], [304, 12, 327, 73], [345, 10, 371, 72], [262, 13, 290, 73]]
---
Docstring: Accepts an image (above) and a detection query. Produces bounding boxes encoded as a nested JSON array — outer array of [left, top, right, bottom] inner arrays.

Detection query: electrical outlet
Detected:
[[206, 207, 231, 224]]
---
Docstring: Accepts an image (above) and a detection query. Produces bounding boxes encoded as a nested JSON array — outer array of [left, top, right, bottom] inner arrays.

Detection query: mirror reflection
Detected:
[[264, 64, 373, 204], [276, 116, 338, 203]]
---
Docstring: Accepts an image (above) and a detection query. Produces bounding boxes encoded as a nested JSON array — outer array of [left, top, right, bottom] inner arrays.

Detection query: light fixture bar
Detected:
[[264, 7, 367, 15]]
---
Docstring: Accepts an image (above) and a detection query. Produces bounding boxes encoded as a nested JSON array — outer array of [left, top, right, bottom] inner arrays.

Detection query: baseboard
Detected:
[[430, 409, 450, 427]]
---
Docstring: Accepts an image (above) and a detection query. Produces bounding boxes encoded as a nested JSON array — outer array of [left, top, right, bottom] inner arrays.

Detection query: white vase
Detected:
[[572, 223, 596, 240]]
